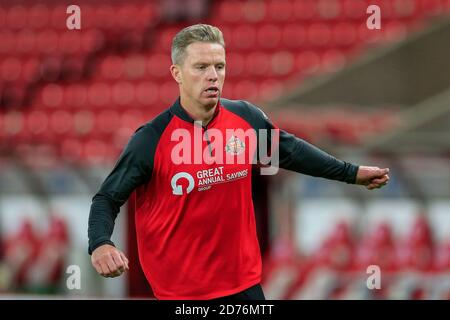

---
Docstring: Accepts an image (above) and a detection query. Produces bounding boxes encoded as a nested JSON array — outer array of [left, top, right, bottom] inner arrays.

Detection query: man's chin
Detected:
[[202, 97, 219, 109]]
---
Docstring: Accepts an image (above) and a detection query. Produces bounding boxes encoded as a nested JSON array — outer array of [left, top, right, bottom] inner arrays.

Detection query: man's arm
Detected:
[[88, 125, 155, 277], [239, 100, 389, 188]]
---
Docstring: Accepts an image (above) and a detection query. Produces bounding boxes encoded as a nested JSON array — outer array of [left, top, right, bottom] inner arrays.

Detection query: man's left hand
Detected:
[[356, 166, 390, 190]]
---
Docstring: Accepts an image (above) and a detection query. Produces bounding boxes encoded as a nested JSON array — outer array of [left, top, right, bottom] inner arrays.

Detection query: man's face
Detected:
[[172, 42, 226, 109]]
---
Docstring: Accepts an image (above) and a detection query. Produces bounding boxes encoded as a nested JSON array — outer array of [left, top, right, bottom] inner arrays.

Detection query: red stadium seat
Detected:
[[332, 22, 357, 47], [6, 5, 27, 30], [1, 57, 22, 82], [320, 49, 346, 73], [119, 109, 145, 133], [245, 52, 270, 77], [27, 110, 48, 132], [135, 81, 159, 106], [0, 31, 15, 54], [41, 84, 63, 108], [307, 23, 332, 47], [0, 8, 5, 29], [271, 51, 295, 77], [96, 110, 121, 134], [2, 110, 24, 140], [231, 25, 256, 50], [99, 55, 124, 80], [60, 138, 83, 162], [317, 0, 341, 21], [88, 82, 111, 107], [383, 21, 408, 42], [159, 81, 178, 106], [50, 5, 68, 30], [295, 51, 321, 74], [155, 27, 180, 53], [73, 110, 94, 137], [258, 79, 284, 101], [36, 29, 58, 54], [83, 139, 108, 165], [292, 0, 318, 20], [64, 84, 87, 109], [16, 30, 36, 54], [256, 24, 282, 49], [123, 55, 146, 80], [94, 5, 116, 30], [49, 110, 73, 135], [59, 32, 81, 54], [393, 0, 417, 18], [111, 81, 135, 106], [232, 80, 258, 101], [218, 0, 243, 23], [281, 24, 307, 49], [225, 53, 245, 77], [28, 4, 50, 29], [266, 0, 292, 22], [241, 0, 266, 23], [147, 53, 171, 78], [341, 0, 367, 19], [355, 222, 399, 273], [398, 216, 435, 271]]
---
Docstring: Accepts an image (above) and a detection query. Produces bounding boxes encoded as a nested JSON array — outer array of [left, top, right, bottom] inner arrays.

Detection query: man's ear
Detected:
[[170, 65, 182, 84]]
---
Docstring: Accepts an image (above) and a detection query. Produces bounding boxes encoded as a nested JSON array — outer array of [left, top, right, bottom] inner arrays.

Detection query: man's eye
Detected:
[[216, 65, 224, 70], [197, 66, 206, 70]]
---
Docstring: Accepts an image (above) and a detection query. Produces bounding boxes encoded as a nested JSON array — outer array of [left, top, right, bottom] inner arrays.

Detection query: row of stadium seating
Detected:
[[0, 216, 69, 294], [214, 0, 450, 23], [2, 0, 446, 32], [0, 107, 398, 165], [262, 217, 450, 299], [0, 3, 160, 31]]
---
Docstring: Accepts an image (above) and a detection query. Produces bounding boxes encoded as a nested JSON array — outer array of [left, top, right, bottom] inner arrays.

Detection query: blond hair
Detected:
[[171, 24, 225, 65]]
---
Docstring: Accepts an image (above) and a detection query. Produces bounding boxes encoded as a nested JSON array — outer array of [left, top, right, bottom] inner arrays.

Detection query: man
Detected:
[[88, 24, 389, 300]]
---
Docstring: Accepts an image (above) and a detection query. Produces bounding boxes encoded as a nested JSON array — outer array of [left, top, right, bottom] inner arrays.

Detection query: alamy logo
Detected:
[[171, 172, 195, 195]]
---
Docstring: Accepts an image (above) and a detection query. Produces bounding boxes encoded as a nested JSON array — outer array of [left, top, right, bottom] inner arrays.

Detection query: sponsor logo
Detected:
[[171, 172, 195, 195], [171, 167, 250, 194]]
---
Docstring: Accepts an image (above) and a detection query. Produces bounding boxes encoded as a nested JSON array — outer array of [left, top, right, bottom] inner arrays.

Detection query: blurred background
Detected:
[[0, 0, 449, 299]]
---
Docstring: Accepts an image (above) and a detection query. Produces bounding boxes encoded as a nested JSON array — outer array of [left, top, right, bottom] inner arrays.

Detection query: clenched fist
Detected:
[[356, 166, 390, 190], [91, 244, 129, 278]]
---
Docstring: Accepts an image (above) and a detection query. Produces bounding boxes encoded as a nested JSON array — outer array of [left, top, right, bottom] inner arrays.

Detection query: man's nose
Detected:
[[207, 66, 218, 82]]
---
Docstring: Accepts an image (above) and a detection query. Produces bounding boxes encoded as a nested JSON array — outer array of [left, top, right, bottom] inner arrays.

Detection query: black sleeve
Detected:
[[88, 125, 156, 254], [231, 100, 359, 183]]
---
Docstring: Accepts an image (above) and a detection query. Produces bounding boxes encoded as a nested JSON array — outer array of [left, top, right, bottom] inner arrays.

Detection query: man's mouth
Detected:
[[204, 86, 219, 97], [205, 86, 219, 93]]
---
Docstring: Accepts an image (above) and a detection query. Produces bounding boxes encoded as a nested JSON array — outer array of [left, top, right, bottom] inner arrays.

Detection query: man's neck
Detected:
[[180, 95, 217, 126]]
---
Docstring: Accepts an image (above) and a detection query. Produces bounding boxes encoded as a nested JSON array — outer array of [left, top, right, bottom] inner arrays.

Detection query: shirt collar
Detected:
[[170, 97, 221, 126]]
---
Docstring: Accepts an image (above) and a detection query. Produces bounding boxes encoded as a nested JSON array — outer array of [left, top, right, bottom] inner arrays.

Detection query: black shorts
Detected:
[[213, 284, 266, 301]]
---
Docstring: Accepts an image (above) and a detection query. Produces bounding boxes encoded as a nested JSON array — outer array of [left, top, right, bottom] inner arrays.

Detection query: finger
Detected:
[[105, 254, 122, 276], [99, 260, 112, 277], [367, 182, 387, 190], [111, 251, 125, 273], [93, 262, 103, 275], [120, 252, 129, 270], [378, 168, 389, 176], [370, 176, 389, 185]]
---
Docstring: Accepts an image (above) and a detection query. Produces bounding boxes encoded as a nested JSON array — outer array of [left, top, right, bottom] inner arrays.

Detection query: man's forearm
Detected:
[[88, 194, 119, 254], [279, 130, 359, 183]]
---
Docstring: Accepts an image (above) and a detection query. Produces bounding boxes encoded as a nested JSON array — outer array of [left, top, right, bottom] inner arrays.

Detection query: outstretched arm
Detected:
[[235, 101, 389, 188]]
